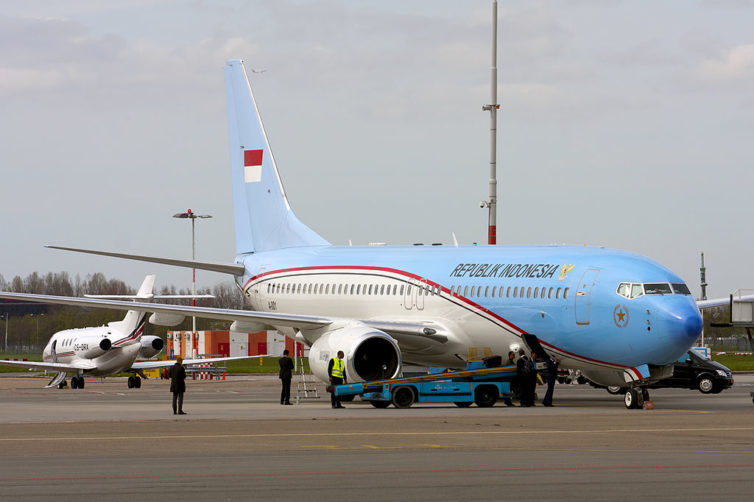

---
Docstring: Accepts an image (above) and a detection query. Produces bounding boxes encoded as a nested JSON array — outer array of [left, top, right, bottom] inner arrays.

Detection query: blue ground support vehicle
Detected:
[[333, 360, 517, 408]]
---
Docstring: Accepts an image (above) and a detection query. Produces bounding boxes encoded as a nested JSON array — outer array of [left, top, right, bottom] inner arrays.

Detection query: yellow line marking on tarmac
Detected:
[[2, 426, 754, 442]]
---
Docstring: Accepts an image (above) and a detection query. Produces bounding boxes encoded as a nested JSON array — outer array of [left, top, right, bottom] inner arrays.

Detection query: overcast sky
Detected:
[[1, 0, 753, 298]]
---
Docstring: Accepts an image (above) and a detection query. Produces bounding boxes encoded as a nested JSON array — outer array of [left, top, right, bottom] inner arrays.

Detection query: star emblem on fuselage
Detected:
[[613, 304, 629, 328]]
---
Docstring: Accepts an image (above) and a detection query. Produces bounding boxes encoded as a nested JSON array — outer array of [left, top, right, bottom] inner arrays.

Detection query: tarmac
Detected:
[[1, 372, 754, 501]]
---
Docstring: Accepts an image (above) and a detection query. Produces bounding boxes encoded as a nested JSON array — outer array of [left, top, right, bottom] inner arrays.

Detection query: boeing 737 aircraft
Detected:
[[0, 59, 707, 408], [0, 275, 260, 389]]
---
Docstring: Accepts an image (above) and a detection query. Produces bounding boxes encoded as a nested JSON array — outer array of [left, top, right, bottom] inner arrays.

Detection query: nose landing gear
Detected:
[[624, 387, 651, 409]]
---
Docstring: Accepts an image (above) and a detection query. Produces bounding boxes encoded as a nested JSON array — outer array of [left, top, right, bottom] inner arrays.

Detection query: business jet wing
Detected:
[[132, 355, 267, 370], [0, 359, 97, 372]]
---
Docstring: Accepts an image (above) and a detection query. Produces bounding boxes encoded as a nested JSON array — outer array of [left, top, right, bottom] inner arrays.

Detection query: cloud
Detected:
[[699, 44, 754, 79]]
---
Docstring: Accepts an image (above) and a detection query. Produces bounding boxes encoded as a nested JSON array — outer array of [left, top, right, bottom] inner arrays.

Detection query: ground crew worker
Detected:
[[328, 350, 347, 409], [503, 350, 516, 406], [169, 357, 187, 415], [542, 355, 559, 407], [278, 349, 294, 405]]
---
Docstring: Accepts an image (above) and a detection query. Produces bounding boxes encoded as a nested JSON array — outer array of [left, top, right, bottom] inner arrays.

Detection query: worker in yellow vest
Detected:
[[328, 350, 347, 409]]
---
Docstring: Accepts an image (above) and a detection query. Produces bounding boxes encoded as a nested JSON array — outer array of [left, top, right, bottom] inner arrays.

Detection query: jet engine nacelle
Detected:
[[149, 313, 185, 327], [137, 336, 165, 359], [308, 324, 402, 383], [80, 337, 112, 359]]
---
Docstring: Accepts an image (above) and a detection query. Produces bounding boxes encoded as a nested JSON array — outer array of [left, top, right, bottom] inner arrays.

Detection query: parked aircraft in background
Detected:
[[0, 275, 259, 389], [0, 60, 718, 408]]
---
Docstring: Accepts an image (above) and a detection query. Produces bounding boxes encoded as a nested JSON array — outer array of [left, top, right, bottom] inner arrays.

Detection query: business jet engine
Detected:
[[308, 323, 402, 383], [80, 337, 112, 358], [137, 336, 165, 359]]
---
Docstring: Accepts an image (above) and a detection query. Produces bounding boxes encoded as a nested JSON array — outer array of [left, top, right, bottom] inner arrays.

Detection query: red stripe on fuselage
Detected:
[[245, 265, 630, 371]]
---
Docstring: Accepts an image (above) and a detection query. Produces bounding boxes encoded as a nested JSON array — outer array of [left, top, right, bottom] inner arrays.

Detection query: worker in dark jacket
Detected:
[[542, 355, 559, 407], [328, 350, 347, 409], [278, 349, 294, 405], [516, 349, 536, 407], [503, 351, 516, 406], [169, 357, 187, 415]]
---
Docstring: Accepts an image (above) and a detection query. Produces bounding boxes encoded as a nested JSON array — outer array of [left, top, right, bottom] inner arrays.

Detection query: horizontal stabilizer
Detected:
[[46, 245, 245, 276]]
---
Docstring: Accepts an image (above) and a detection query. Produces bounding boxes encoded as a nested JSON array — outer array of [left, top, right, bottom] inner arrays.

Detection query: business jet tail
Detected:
[[224, 59, 329, 255]]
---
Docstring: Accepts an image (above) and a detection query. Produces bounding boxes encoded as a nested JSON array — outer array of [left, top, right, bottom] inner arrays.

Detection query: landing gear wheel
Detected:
[[71, 377, 78, 389], [391, 386, 415, 409], [370, 401, 391, 409], [474, 386, 498, 408], [134, 377, 141, 389], [454, 402, 473, 408], [58, 380, 67, 389], [606, 386, 626, 395], [697, 375, 714, 394], [127, 376, 135, 389], [77, 377, 85, 390], [624, 388, 645, 409]]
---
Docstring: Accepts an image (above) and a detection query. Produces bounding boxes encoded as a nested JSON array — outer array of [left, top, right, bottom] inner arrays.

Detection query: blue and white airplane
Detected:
[[0, 59, 706, 408]]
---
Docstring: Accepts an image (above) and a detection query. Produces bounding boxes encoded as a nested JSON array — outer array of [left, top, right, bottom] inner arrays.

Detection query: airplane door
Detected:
[[404, 283, 413, 310], [575, 268, 600, 325], [416, 281, 426, 311]]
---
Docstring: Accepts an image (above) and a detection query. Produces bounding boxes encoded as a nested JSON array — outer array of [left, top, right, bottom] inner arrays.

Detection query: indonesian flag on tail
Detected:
[[244, 149, 263, 183]]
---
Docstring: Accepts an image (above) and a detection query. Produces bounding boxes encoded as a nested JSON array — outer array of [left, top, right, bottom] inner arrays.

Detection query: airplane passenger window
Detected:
[[556, 287, 561, 299], [630, 284, 644, 299], [463, 286, 469, 297], [406, 285, 412, 296], [393, 285, 398, 295], [470, 286, 476, 297], [400, 285, 404, 296], [379, 285, 384, 295], [506, 287, 511, 298], [491, 286, 496, 297], [356, 285, 361, 295], [564, 287, 570, 299], [527, 287, 532, 298], [644, 283, 672, 295], [485, 286, 490, 297], [533, 287, 539, 298], [548, 287, 553, 299], [671, 283, 691, 295]]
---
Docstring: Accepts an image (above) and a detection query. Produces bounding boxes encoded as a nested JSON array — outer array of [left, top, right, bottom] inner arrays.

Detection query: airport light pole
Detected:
[[173, 209, 212, 358], [481, 0, 500, 245]]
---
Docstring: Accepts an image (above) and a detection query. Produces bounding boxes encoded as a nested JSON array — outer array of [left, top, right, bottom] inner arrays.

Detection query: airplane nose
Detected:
[[682, 309, 703, 343]]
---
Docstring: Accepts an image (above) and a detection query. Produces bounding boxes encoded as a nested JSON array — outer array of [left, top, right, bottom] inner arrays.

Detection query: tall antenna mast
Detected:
[[481, 1, 500, 244], [700, 252, 708, 301]]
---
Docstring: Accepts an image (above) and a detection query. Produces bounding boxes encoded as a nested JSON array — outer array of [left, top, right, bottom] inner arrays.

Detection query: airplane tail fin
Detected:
[[106, 275, 155, 337], [224, 59, 329, 255]]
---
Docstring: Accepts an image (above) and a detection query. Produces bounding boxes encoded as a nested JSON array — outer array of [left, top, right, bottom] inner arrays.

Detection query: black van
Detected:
[[601, 350, 733, 395]]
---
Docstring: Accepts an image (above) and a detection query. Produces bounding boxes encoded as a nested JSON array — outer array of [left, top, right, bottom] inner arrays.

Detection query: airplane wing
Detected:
[[131, 355, 267, 370], [0, 292, 452, 351], [0, 359, 97, 372], [0, 292, 331, 331]]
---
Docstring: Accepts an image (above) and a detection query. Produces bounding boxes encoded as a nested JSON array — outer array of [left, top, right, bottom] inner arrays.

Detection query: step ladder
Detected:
[[295, 362, 320, 403]]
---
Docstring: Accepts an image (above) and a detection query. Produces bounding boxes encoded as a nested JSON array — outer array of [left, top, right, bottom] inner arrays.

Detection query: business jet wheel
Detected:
[[78, 377, 85, 390], [370, 401, 391, 409], [624, 389, 636, 409]]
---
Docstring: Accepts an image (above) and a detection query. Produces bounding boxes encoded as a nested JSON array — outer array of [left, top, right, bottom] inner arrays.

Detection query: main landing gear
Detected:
[[70, 376, 86, 389], [127, 375, 142, 389], [623, 387, 651, 409]]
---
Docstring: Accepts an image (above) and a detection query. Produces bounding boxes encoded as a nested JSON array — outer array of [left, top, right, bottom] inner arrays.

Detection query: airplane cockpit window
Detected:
[[644, 283, 672, 295], [630, 284, 644, 299], [616, 283, 630, 298], [671, 283, 691, 295]]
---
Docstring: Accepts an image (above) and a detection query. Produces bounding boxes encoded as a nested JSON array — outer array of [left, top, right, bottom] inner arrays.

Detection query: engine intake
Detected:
[[308, 324, 401, 383]]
